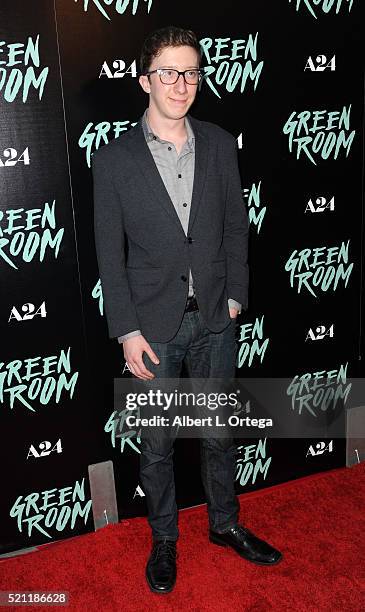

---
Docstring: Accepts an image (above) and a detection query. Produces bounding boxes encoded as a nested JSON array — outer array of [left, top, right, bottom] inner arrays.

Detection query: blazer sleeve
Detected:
[[92, 152, 140, 338], [223, 136, 249, 310]]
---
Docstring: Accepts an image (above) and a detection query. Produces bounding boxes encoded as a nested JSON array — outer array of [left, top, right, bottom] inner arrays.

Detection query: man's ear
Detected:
[[139, 74, 151, 94]]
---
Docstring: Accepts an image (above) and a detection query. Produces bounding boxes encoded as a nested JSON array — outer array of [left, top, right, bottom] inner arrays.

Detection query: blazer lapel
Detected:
[[125, 113, 209, 236], [187, 114, 208, 234]]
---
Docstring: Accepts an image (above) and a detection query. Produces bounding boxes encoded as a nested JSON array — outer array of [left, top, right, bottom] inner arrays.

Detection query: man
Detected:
[[92, 26, 282, 594]]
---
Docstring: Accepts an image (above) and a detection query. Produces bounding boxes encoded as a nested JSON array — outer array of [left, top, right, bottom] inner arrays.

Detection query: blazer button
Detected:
[[187, 237, 193, 244], [181, 275, 187, 282]]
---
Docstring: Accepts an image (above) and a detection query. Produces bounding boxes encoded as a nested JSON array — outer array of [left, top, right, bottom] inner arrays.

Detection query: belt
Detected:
[[185, 295, 199, 312]]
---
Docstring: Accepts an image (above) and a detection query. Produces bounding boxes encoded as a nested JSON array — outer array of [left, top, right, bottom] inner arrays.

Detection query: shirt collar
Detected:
[[142, 108, 195, 150]]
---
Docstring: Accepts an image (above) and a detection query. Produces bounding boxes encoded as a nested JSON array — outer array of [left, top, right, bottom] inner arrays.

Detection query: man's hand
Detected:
[[229, 307, 239, 319], [123, 335, 160, 380]]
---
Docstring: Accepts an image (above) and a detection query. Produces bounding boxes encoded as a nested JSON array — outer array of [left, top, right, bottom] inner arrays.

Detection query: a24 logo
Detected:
[[0, 147, 29, 166], [307, 440, 333, 456], [99, 59, 138, 78], [9, 302, 47, 322], [27, 439, 62, 459], [305, 196, 334, 213], [306, 324, 334, 341]]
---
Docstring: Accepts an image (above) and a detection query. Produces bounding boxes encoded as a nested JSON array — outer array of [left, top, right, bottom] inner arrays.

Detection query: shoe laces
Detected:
[[152, 540, 177, 562], [232, 524, 252, 539]]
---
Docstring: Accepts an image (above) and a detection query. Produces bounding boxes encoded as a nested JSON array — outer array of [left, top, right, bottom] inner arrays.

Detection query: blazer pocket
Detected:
[[126, 267, 161, 285], [211, 259, 226, 278]]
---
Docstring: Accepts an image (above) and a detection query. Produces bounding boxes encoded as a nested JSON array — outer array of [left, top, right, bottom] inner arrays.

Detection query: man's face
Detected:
[[139, 45, 200, 121]]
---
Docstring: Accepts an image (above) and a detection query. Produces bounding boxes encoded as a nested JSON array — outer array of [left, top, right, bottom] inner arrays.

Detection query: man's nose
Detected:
[[174, 73, 188, 93]]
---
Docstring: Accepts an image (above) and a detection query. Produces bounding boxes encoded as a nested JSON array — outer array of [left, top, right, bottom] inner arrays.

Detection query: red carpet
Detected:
[[1, 463, 364, 611]]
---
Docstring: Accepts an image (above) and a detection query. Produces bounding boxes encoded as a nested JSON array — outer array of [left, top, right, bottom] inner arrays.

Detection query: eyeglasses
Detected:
[[145, 68, 203, 85]]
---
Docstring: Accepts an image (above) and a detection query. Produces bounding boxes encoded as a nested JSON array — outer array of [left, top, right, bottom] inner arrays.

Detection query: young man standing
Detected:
[[93, 26, 282, 594]]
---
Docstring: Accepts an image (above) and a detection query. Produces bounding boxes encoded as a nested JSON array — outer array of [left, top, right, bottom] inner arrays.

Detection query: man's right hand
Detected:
[[122, 335, 160, 380]]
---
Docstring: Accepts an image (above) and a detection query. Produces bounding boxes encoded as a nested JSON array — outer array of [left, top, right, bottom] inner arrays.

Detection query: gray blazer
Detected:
[[92, 113, 249, 343]]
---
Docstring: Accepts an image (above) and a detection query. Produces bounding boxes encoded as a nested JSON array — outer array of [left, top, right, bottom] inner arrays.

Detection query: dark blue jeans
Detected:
[[135, 310, 240, 541]]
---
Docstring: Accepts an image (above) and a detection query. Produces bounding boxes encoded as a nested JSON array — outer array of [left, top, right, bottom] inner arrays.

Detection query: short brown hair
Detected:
[[140, 26, 202, 75]]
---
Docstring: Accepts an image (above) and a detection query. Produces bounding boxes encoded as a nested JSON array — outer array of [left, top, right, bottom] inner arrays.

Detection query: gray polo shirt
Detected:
[[118, 109, 241, 343]]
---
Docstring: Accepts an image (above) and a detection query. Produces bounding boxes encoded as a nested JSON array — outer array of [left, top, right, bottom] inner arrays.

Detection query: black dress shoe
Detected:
[[209, 524, 282, 565], [145, 540, 177, 593]]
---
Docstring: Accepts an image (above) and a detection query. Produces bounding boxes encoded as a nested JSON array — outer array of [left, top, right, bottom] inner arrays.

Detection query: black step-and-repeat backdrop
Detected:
[[1, 0, 364, 553]]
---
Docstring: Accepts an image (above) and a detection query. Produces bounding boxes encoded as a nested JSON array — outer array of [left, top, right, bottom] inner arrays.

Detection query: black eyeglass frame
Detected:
[[143, 68, 204, 84]]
